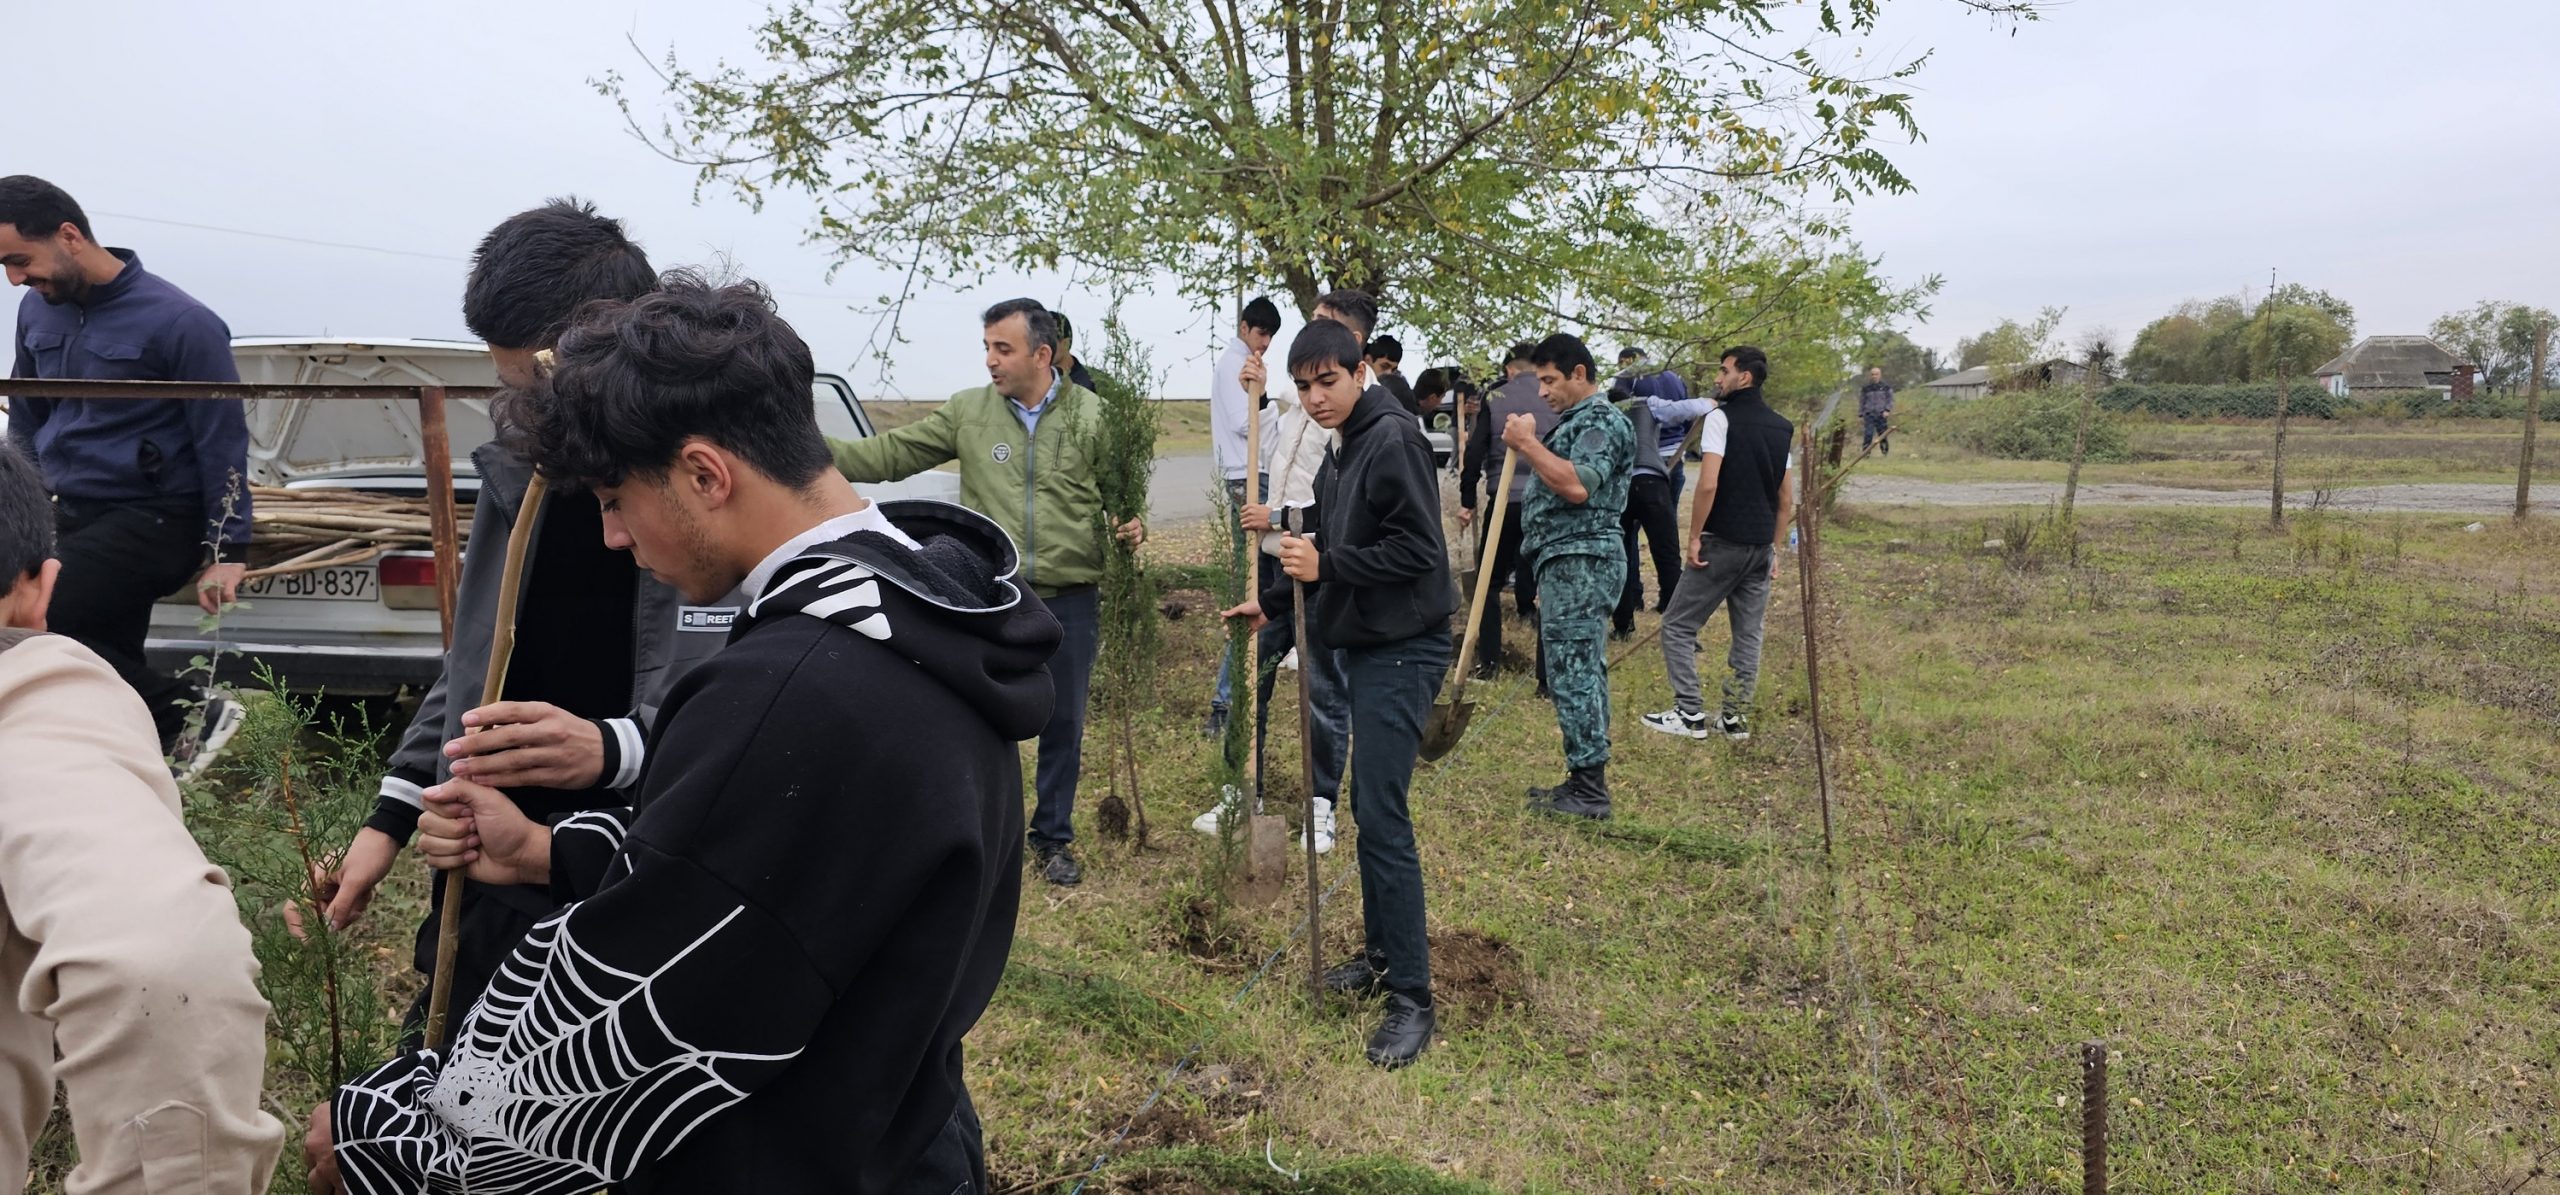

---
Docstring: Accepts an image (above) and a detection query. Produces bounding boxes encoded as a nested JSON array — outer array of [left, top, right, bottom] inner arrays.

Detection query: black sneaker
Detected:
[[1199, 704, 1229, 740], [1364, 992, 1436, 1068], [1324, 953, 1390, 999], [1610, 623, 1635, 641], [1715, 713, 1751, 741], [1030, 842, 1083, 887]]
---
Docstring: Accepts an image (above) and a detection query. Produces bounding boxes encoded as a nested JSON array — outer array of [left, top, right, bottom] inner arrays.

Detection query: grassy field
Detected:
[[954, 503, 2560, 1192], [32, 435, 2559, 1193], [1863, 412, 2553, 491], [869, 398, 1218, 458]]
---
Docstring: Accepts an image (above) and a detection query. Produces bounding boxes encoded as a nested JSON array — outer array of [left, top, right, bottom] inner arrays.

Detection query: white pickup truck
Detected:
[[145, 338, 959, 698]]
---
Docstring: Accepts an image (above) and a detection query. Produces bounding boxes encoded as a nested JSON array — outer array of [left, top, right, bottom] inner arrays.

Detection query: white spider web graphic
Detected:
[[335, 897, 802, 1193]]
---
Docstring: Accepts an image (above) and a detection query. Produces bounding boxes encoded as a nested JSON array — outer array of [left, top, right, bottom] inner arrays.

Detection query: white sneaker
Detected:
[[173, 694, 246, 783], [1280, 648, 1299, 671], [1191, 784, 1246, 835], [1640, 708, 1711, 740], [1301, 797, 1337, 855]]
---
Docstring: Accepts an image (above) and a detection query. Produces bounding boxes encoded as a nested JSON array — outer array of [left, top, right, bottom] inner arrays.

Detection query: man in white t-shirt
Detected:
[[1644, 346, 1794, 743], [1203, 295, 1283, 735]]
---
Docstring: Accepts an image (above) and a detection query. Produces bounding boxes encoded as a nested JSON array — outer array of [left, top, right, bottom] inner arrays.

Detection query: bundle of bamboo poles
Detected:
[[243, 485, 472, 580]]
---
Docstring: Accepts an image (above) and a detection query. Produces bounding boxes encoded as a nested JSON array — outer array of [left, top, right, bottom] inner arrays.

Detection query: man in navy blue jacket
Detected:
[[1, 176, 249, 764]]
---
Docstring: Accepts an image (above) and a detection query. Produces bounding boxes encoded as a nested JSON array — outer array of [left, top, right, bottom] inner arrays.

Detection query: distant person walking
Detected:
[[1, 175, 250, 773], [1859, 365, 1895, 456], [1645, 346, 1794, 742]]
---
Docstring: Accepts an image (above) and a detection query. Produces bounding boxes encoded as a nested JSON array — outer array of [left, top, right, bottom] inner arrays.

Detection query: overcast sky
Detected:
[[16, 0, 2555, 398]]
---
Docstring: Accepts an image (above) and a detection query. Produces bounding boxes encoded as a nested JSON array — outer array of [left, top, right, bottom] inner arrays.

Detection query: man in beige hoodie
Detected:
[[0, 443, 282, 1192]]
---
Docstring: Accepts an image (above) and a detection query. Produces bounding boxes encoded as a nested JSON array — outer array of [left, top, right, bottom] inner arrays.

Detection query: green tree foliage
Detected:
[[1594, 203, 1936, 414], [186, 683, 397, 1092], [2263, 283, 2356, 340], [2126, 297, 2250, 383], [1929, 385, 2127, 462], [2248, 301, 2347, 383], [1858, 329, 1942, 387], [603, 0, 2029, 353], [2429, 300, 2559, 393], [1954, 306, 2065, 371], [2125, 288, 2352, 385], [1085, 309, 1164, 844]]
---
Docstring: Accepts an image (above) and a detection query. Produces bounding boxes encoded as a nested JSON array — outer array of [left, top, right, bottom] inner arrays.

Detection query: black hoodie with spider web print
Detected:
[[333, 500, 1060, 1195]]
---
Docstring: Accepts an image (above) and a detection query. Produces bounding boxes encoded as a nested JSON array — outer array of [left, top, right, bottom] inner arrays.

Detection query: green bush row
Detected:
[[1927, 388, 2131, 463], [2092, 383, 2532, 420]]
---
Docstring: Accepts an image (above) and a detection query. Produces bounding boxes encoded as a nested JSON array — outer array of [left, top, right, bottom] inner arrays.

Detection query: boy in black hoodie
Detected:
[[305, 278, 1059, 1194], [1223, 318, 1454, 1068]]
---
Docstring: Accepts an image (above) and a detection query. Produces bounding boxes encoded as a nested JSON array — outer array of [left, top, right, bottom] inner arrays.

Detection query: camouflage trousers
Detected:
[[1536, 548, 1623, 769]]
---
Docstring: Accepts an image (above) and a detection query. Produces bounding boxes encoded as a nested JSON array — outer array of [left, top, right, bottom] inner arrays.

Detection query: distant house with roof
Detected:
[[1918, 358, 2099, 401], [1920, 365, 1994, 400], [2314, 336, 2477, 398]]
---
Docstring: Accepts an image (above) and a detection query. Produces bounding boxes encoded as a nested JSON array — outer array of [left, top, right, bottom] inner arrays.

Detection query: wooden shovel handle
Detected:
[[422, 472, 549, 1052], [1447, 450, 1518, 699]]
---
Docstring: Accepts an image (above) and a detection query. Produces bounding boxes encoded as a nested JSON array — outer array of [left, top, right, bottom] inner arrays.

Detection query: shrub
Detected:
[[2092, 383, 2524, 420], [1927, 387, 2130, 462]]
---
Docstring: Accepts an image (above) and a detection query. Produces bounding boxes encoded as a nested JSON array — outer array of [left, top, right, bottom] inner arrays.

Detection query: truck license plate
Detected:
[[243, 566, 378, 602]]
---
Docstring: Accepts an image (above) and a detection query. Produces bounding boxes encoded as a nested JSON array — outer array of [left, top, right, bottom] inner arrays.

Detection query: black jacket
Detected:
[[1703, 387, 1795, 547], [333, 500, 1059, 1195], [1268, 388, 1454, 650]]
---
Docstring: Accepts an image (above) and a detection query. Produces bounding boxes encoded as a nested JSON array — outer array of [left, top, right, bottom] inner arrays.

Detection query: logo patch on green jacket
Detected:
[[992, 442, 1012, 463]]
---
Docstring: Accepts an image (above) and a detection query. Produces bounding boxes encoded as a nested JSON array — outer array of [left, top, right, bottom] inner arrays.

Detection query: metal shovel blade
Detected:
[[1418, 694, 1476, 762]]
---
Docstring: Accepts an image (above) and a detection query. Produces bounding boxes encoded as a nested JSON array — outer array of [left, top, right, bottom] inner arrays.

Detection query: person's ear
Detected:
[[2, 559, 62, 631], [677, 440, 736, 509]]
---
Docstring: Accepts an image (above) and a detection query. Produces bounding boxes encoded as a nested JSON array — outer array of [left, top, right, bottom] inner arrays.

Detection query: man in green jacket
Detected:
[[832, 298, 1138, 886]]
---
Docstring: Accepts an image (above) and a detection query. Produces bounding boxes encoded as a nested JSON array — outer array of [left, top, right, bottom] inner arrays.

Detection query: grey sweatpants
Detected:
[[1660, 532, 1774, 718]]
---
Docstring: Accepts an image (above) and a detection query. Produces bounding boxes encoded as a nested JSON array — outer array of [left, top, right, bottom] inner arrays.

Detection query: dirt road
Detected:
[[1841, 477, 2556, 517], [1151, 450, 2555, 521]]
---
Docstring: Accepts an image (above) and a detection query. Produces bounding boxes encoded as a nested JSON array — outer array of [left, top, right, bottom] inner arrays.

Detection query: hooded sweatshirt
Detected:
[[1266, 388, 1454, 651], [332, 499, 1060, 1195]]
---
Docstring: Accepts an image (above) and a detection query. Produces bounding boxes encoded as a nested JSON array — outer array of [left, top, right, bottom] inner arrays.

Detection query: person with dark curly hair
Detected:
[[309, 278, 1058, 1195]]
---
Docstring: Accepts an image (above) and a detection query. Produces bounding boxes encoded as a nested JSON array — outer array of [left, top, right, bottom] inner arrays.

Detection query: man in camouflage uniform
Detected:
[[1503, 332, 1632, 819]]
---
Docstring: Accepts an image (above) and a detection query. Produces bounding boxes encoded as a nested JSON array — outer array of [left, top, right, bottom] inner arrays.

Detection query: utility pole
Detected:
[[2520, 321, 2548, 520]]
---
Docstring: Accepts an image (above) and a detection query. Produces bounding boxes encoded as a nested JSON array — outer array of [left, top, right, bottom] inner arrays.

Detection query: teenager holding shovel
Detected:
[[1221, 318, 1452, 1067], [1189, 323, 1347, 855], [307, 279, 1055, 1194], [310, 201, 713, 1046]]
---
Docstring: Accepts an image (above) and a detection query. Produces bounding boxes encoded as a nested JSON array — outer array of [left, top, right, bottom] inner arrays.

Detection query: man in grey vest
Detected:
[[1456, 342, 1556, 684]]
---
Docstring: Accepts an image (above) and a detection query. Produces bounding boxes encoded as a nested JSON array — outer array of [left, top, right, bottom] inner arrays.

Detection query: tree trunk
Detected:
[[2269, 379, 2290, 527], [2520, 323, 2548, 520]]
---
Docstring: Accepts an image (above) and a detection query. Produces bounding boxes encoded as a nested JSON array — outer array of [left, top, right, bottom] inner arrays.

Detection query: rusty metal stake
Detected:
[[2081, 1040, 2109, 1195], [416, 386, 463, 648], [1795, 426, 1834, 857]]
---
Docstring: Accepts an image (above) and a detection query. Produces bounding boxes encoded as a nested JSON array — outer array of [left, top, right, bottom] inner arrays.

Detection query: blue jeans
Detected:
[[1211, 475, 1266, 708], [1338, 627, 1451, 997], [1031, 586, 1100, 848], [1245, 603, 1349, 806]]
